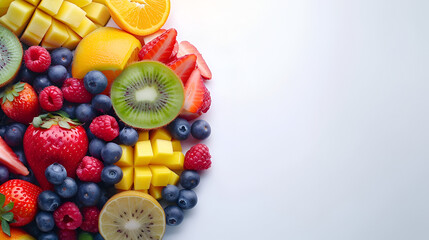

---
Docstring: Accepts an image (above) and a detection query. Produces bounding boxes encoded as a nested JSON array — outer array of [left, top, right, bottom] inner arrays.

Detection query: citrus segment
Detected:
[[105, 0, 170, 36]]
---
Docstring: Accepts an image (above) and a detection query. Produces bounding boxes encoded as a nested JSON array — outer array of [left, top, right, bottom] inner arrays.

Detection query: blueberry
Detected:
[[8, 122, 27, 133], [168, 118, 191, 140], [35, 211, 55, 232], [54, 177, 78, 199], [78, 232, 94, 240], [177, 189, 198, 210], [179, 170, 200, 189], [14, 148, 28, 166], [86, 127, 96, 141], [48, 65, 68, 87], [38, 191, 61, 212], [38, 232, 58, 240], [18, 65, 37, 84], [190, 120, 211, 140], [33, 75, 52, 94], [84, 71, 108, 94], [161, 185, 180, 202], [91, 94, 112, 113], [0, 165, 9, 184], [94, 233, 105, 240], [4, 125, 24, 147], [61, 102, 76, 119], [89, 138, 106, 159], [97, 186, 116, 209], [77, 182, 101, 207], [51, 47, 73, 67], [101, 165, 123, 185], [164, 205, 184, 226], [45, 163, 67, 185], [119, 127, 138, 146], [23, 220, 42, 238], [0, 126, 6, 138], [101, 142, 122, 164], [75, 104, 96, 124]]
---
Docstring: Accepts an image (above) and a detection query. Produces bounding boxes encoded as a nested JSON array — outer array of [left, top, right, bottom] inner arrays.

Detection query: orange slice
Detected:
[[105, 0, 170, 36]]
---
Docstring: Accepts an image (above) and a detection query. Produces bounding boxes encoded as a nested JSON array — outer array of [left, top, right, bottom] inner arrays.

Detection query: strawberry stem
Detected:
[[0, 193, 15, 237]]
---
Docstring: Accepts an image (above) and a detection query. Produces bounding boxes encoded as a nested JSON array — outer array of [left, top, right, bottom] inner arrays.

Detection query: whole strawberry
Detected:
[[0, 179, 42, 227], [23, 113, 88, 190], [0, 82, 40, 124]]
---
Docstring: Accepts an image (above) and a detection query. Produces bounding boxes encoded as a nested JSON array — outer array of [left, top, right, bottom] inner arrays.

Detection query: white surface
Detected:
[[162, 0, 429, 239]]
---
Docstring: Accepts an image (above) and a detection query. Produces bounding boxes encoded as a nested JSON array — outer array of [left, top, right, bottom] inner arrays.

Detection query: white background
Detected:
[[160, 0, 429, 239]]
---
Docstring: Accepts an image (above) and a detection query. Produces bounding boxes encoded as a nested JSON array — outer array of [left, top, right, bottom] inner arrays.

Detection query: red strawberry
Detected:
[[177, 41, 212, 80], [179, 69, 205, 120], [0, 179, 42, 226], [168, 54, 197, 84], [23, 114, 88, 190], [0, 137, 29, 176], [0, 82, 40, 124], [138, 28, 177, 63]]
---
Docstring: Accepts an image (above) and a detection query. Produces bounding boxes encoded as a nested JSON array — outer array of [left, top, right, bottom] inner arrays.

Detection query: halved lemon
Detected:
[[105, 0, 170, 36], [99, 191, 166, 240]]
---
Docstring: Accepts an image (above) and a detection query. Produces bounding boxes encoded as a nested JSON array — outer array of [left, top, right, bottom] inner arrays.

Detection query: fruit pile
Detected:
[[0, 0, 213, 239]]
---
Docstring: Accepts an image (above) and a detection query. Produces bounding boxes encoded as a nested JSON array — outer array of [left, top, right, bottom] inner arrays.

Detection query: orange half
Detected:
[[106, 0, 170, 36]]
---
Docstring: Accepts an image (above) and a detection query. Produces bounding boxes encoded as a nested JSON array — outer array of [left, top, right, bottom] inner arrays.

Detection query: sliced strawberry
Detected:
[[0, 136, 29, 176], [180, 85, 211, 120], [168, 54, 197, 84], [138, 28, 177, 63], [181, 69, 205, 118], [143, 29, 166, 44], [177, 41, 212, 80]]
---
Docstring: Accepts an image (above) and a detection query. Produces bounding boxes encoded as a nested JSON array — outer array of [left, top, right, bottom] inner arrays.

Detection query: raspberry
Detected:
[[24, 46, 51, 73], [184, 144, 211, 170], [80, 207, 100, 233], [53, 202, 82, 230], [39, 86, 64, 111], [199, 86, 211, 114], [58, 229, 77, 240], [62, 78, 93, 103], [76, 156, 104, 182], [89, 115, 119, 141]]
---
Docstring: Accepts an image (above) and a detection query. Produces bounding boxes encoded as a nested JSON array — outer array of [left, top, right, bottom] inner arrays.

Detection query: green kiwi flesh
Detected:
[[111, 61, 185, 129], [0, 25, 22, 87]]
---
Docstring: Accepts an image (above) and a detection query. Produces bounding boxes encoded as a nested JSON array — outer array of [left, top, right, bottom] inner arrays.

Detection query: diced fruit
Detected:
[[138, 130, 149, 141], [180, 69, 205, 118], [62, 26, 81, 49], [150, 128, 172, 141], [55, 1, 86, 28], [82, 2, 110, 26], [177, 41, 212, 80], [2, 0, 35, 36], [114, 166, 133, 190], [44, 19, 69, 47], [151, 139, 173, 165], [67, 0, 92, 7], [38, 0, 63, 15], [23, 0, 41, 5], [134, 166, 152, 190], [149, 185, 163, 200], [20, 9, 52, 46], [164, 152, 184, 170], [70, 16, 97, 38], [114, 145, 132, 167], [0, 0, 14, 8], [168, 171, 180, 185], [134, 141, 153, 166], [138, 28, 177, 64], [143, 29, 166, 45], [171, 139, 182, 152], [168, 54, 197, 84], [149, 165, 172, 186]]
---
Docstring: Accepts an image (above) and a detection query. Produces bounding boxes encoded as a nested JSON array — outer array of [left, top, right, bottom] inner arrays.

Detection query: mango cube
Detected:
[[3, 0, 35, 35], [40, 39, 57, 50], [134, 141, 153, 166], [92, 0, 106, 4], [24, 9, 52, 38], [54, 1, 86, 28], [38, 0, 64, 16], [82, 2, 110, 26], [164, 152, 184, 170], [62, 27, 81, 49], [134, 167, 152, 190], [138, 131, 149, 141], [149, 185, 163, 200], [0, 8, 7, 17], [70, 16, 97, 38], [171, 139, 182, 152], [149, 165, 172, 186], [137, 189, 148, 194], [0, 16, 23, 36], [150, 128, 172, 141], [23, 0, 41, 6], [168, 171, 180, 185], [151, 139, 173, 165], [67, 0, 92, 7], [43, 20, 69, 46], [21, 30, 42, 46], [115, 167, 133, 190], [115, 145, 133, 167], [0, 0, 14, 8]]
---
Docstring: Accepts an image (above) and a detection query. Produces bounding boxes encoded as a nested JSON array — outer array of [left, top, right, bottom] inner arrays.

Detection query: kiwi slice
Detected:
[[0, 25, 23, 87], [111, 61, 184, 129]]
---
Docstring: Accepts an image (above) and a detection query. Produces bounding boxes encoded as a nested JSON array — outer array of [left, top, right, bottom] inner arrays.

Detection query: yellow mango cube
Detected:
[[0, 0, 14, 8], [70, 16, 97, 38], [54, 1, 86, 28], [136, 189, 148, 194], [115, 145, 133, 167], [44, 20, 69, 46], [24, 9, 52, 38], [134, 167, 152, 190], [21, 30, 42, 46], [62, 27, 81, 49], [92, 0, 106, 4], [0, 8, 7, 17], [149, 165, 172, 186], [150, 128, 172, 141], [115, 167, 133, 190], [82, 2, 110, 26], [67, 0, 92, 7], [138, 131, 149, 141], [168, 171, 180, 185], [151, 139, 173, 165], [149, 185, 163, 200], [134, 141, 153, 166], [0, 16, 22, 36], [171, 139, 182, 152], [38, 0, 64, 15], [3, 0, 35, 35], [40, 39, 57, 50], [23, 0, 41, 6], [164, 152, 184, 170]]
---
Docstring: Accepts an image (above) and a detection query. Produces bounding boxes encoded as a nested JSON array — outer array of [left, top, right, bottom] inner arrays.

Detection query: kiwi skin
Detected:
[[0, 25, 23, 88]]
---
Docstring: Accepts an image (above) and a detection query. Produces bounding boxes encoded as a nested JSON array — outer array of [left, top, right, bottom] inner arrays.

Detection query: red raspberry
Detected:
[[76, 156, 104, 182], [184, 144, 211, 170], [24, 46, 51, 73], [58, 229, 77, 240], [53, 202, 82, 230], [39, 86, 64, 111], [89, 115, 119, 141], [62, 78, 93, 103], [80, 207, 100, 233], [199, 86, 211, 113]]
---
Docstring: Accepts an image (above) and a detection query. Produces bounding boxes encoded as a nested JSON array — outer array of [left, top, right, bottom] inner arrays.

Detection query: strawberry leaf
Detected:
[[41, 121, 55, 129], [33, 117, 43, 128], [1, 212, 13, 222], [2, 202, 13, 212], [0, 194, 4, 208], [1, 219, 10, 237], [56, 110, 70, 118], [59, 120, 71, 129]]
